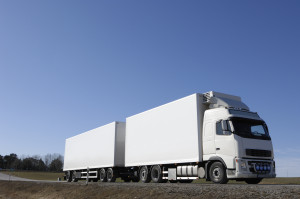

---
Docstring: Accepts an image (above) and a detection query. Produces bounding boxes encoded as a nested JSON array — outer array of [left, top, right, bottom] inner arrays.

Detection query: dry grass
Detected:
[[260, 177, 300, 185]]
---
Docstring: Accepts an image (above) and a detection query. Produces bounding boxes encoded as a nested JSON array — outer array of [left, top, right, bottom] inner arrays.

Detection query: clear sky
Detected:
[[0, 0, 299, 177]]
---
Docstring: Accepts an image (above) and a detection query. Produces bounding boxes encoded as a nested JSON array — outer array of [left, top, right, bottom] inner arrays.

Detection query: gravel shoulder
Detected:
[[0, 180, 300, 199]]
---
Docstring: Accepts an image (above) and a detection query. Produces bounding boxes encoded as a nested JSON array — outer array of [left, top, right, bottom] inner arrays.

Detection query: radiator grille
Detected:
[[246, 149, 271, 157]]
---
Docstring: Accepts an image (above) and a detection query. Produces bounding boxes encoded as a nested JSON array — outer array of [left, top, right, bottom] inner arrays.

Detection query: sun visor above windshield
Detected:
[[203, 91, 249, 111]]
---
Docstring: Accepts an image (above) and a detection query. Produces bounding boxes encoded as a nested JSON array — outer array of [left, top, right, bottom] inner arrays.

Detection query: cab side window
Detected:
[[216, 121, 223, 135]]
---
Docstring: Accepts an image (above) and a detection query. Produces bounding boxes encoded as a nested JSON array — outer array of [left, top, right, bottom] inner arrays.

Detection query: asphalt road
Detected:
[[0, 172, 34, 181], [0, 172, 62, 183]]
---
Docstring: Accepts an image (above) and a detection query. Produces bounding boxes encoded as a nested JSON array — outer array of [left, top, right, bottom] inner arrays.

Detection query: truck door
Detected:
[[214, 121, 236, 168], [203, 121, 216, 155]]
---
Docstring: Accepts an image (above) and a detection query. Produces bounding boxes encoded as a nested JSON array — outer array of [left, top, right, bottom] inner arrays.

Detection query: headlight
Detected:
[[240, 161, 247, 169]]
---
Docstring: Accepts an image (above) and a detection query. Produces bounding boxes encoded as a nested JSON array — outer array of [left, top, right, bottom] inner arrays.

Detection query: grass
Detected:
[[0, 170, 64, 181], [260, 177, 300, 185]]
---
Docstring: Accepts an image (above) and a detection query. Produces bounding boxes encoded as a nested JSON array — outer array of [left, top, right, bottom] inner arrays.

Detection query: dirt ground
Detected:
[[1, 180, 300, 199]]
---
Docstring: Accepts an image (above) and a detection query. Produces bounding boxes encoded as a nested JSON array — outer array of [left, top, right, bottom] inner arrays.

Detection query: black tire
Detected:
[[178, 180, 193, 183], [72, 171, 78, 182], [92, 179, 98, 182], [99, 169, 107, 182], [107, 168, 116, 182], [245, 178, 262, 184], [151, 165, 163, 183], [139, 166, 151, 183], [66, 171, 72, 182], [209, 162, 228, 184]]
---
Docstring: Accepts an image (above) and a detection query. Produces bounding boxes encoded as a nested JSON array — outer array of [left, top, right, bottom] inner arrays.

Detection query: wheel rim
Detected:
[[72, 171, 76, 181], [141, 169, 147, 180], [107, 171, 112, 180], [100, 171, 105, 180], [212, 167, 221, 181]]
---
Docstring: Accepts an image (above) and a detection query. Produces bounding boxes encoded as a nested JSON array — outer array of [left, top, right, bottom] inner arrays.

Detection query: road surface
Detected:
[[0, 172, 34, 181], [0, 180, 300, 199]]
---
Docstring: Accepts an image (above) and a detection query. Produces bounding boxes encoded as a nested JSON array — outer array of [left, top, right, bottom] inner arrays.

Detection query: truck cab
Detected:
[[202, 92, 276, 184]]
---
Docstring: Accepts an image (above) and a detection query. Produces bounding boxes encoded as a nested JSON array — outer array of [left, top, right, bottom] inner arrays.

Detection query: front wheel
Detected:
[[245, 178, 262, 184], [209, 162, 228, 184]]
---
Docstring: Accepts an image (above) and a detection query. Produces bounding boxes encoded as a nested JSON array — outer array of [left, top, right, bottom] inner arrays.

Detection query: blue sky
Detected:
[[0, 1, 299, 177]]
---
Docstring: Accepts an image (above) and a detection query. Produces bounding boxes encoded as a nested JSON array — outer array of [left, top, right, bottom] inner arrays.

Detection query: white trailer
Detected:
[[63, 121, 126, 182], [64, 91, 276, 184], [125, 94, 203, 167]]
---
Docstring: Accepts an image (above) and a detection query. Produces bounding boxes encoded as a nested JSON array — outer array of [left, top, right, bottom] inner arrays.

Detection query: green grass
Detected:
[[0, 171, 64, 181]]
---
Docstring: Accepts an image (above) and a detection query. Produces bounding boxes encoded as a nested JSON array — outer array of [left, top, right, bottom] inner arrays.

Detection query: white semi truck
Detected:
[[64, 91, 276, 184]]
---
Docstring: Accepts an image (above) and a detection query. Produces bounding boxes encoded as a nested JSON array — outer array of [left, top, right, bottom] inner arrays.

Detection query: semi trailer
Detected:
[[64, 91, 276, 184]]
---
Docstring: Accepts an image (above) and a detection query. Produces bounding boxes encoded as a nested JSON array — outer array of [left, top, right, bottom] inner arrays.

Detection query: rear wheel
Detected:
[[72, 171, 78, 182], [209, 162, 228, 184], [99, 169, 107, 182], [245, 178, 262, 184], [151, 165, 163, 183], [107, 168, 116, 182], [139, 166, 151, 183], [66, 171, 72, 182]]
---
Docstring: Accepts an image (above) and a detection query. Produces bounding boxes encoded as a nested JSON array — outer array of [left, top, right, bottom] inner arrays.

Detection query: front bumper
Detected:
[[227, 158, 276, 179]]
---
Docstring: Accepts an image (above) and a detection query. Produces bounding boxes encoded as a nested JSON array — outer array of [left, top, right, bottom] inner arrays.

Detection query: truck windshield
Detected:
[[231, 118, 271, 140]]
